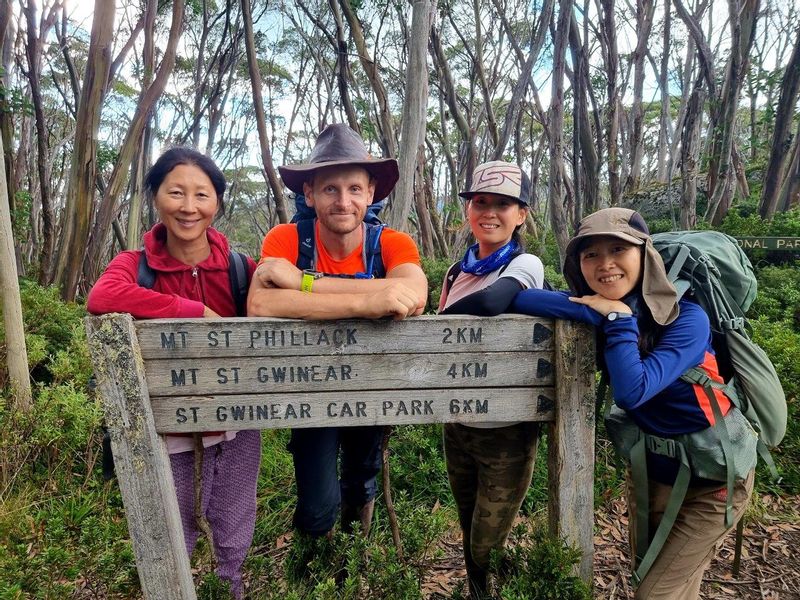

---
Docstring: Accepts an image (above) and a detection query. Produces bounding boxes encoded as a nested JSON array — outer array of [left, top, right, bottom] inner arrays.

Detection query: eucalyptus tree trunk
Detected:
[[623, 0, 656, 195], [430, 23, 477, 189], [549, 0, 574, 262], [568, 12, 600, 217], [385, 0, 434, 230], [705, 0, 760, 225], [1, 0, 15, 225], [598, 0, 621, 206], [328, 0, 361, 132], [52, 0, 115, 301], [760, 24, 800, 218], [83, 0, 185, 291], [656, 0, 672, 182], [680, 81, 705, 230], [490, 0, 555, 161], [413, 144, 436, 258], [125, 0, 156, 249], [242, 0, 289, 224], [22, 0, 58, 285], [0, 133, 31, 412], [338, 0, 397, 159], [778, 122, 800, 212], [471, 0, 498, 149]]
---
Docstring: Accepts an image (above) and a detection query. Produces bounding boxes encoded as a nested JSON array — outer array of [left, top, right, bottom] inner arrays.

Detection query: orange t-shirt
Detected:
[[260, 221, 421, 275]]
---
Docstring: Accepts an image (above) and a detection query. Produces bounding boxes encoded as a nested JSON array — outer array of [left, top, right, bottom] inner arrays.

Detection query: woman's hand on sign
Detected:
[[203, 305, 221, 318], [568, 294, 631, 317]]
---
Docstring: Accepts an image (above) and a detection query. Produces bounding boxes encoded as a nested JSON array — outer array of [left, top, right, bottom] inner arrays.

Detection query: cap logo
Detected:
[[472, 164, 522, 192]]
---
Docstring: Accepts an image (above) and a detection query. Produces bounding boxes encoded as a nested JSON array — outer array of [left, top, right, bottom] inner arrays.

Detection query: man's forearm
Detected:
[[248, 287, 369, 319]]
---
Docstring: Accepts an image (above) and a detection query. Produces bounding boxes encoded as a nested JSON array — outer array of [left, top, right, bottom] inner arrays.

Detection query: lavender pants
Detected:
[[170, 430, 261, 598]]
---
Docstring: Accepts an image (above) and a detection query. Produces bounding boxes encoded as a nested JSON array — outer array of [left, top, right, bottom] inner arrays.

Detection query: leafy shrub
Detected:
[[421, 255, 452, 313], [749, 266, 800, 329], [494, 522, 592, 600], [0, 281, 91, 386], [750, 316, 800, 493]]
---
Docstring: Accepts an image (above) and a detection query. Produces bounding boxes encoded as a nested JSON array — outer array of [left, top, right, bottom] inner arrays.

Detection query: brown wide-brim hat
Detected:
[[563, 207, 680, 325], [278, 123, 399, 201]]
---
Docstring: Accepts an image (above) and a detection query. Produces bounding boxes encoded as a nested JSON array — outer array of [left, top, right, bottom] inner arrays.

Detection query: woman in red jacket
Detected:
[[88, 147, 259, 598]]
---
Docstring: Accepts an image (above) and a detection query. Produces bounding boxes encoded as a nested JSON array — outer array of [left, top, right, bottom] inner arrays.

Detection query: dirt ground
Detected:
[[251, 493, 799, 599], [418, 493, 800, 599]]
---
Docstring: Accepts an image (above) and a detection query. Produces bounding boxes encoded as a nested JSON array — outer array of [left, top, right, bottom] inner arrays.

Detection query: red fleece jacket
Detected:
[[87, 223, 256, 318]]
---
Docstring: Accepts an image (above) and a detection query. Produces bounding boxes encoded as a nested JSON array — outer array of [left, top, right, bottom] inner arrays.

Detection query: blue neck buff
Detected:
[[460, 239, 520, 276]]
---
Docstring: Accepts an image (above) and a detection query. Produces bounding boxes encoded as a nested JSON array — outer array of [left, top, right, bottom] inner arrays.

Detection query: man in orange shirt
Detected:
[[247, 123, 427, 540]]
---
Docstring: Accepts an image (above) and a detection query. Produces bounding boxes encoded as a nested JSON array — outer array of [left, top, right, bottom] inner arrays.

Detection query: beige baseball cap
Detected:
[[459, 161, 530, 206]]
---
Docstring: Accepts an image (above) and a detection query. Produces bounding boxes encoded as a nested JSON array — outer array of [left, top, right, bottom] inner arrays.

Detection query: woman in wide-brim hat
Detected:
[[510, 208, 755, 599]]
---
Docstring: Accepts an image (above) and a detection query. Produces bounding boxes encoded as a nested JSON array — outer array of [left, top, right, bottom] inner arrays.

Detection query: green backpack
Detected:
[[653, 230, 787, 451], [608, 230, 787, 586]]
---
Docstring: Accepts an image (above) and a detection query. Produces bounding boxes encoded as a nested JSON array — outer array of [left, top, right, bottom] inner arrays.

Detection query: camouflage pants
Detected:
[[444, 422, 540, 574]]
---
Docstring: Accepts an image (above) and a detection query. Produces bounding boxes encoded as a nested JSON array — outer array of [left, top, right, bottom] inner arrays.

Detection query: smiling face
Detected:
[[303, 165, 376, 237], [154, 163, 219, 248], [466, 193, 527, 258], [578, 236, 643, 300]]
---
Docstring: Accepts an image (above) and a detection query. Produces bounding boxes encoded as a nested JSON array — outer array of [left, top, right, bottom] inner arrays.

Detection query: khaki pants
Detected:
[[629, 469, 755, 600]]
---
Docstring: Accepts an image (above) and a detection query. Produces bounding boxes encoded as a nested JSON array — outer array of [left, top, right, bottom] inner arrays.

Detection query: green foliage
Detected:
[[11, 190, 32, 243], [420, 256, 452, 313], [749, 316, 800, 493], [720, 206, 800, 238], [385, 425, 450, 504], [494, 523, 592, 600], [749, 266, 800, 328], [1, 281, 92, 386], [197, 572, 232, 599], [0, 382, 137, 596], [96, 143, 120, 174]]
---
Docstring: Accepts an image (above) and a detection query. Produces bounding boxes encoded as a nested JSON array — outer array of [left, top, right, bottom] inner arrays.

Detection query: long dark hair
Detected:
[[145, 147, 226, 215]]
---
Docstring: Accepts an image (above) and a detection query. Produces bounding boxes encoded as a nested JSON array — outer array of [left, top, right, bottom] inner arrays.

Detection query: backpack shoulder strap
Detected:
[[296, 219, 316, 270], [442, 261, 462, 298], [363, 223, 386, 278], [228, 251, 249, 317], [137, 252, 156, 288]]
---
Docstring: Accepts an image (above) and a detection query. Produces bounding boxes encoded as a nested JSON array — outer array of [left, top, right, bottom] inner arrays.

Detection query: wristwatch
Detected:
[[301, 270, 323, 293], [606, 311, 633, 322]]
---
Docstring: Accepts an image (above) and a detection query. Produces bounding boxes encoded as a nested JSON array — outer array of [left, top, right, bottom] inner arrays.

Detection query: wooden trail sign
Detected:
[[734, 236, 800, 251], [86, 313, 596, 599]]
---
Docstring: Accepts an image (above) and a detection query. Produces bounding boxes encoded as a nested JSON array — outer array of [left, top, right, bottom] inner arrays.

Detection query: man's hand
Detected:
[[568, 294, 631, 317], [256, 258, 302, 290], [359, 282, 421, 320]]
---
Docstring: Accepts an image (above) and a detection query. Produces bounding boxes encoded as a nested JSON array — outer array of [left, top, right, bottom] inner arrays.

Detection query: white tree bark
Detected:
[[0, 132, 32, 411], [385, 0, 435, 230]]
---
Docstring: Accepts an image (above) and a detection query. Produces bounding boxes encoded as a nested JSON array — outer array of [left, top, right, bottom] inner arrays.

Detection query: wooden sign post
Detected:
[[86, 314, 595, 599]]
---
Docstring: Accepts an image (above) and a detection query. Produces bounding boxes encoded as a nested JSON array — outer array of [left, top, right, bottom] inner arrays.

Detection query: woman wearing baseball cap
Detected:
[[510, 208, 756, 599], [438, 161, 545, 598]]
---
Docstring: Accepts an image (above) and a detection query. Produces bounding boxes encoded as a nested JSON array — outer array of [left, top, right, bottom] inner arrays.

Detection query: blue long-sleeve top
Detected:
[[510, 289, 730, 438]]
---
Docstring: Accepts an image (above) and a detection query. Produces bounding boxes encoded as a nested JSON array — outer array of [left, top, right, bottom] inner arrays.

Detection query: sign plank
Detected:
[[134, 315, 555, 359], [143, 351, 554, 396], [735, 236, 800, 251], [150, 387, 557, 432]]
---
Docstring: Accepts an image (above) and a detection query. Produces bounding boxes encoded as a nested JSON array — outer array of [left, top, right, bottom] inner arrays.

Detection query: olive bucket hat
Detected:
[[278, 123, 399, 201], [563, 207, 680, 325]]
